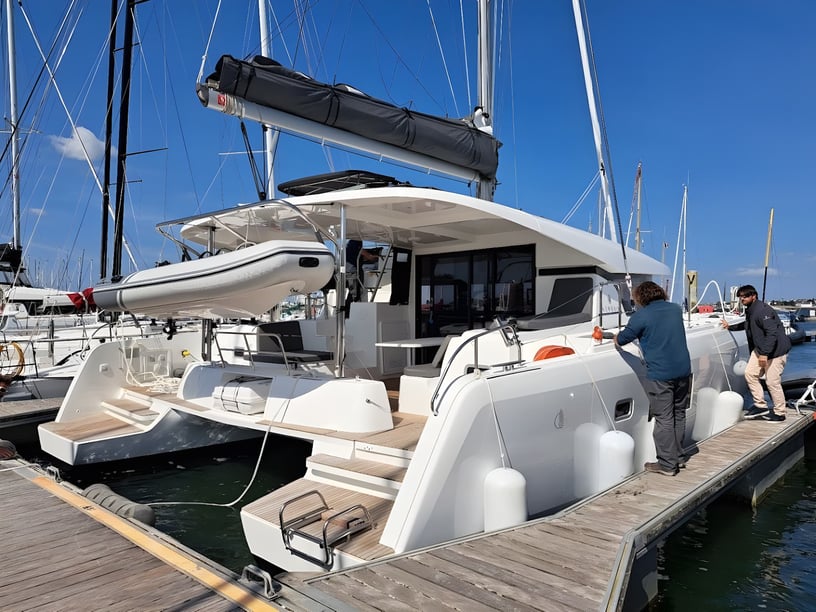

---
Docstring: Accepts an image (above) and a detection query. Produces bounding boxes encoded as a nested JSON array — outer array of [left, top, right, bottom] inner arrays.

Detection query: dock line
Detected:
[[32, 476, 280, 612]]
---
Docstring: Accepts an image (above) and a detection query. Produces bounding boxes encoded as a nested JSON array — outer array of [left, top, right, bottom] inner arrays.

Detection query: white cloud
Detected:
[[735, 266, 777, 277], [49, 126, 106, 161]]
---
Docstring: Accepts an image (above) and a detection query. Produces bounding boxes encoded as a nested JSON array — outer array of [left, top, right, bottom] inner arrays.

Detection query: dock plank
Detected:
[[0, 397, 61, 428], [384, 557, 500, 611], [430, 546, 566, 612], [0, 463, 269, 612], [329, 568, 425, 611]]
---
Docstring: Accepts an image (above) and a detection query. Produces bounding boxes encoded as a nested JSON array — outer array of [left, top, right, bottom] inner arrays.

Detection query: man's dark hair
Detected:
[[633, 281, 667, 307], [736, 284, 758, 298]]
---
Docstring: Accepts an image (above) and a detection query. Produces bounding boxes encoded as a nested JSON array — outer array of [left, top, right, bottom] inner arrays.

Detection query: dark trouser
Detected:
[[643, 375, 692, 470]]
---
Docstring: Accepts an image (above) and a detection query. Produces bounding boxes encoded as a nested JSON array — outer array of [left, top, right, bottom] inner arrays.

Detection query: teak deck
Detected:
[[289, 408, 815, 611], [243, 412, 425, 563]]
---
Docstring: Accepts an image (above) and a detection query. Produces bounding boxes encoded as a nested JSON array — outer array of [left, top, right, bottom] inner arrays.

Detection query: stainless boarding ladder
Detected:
[[279, 490, 373, 569]]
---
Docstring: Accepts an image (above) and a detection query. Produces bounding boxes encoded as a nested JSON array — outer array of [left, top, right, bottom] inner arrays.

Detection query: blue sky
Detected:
[[2, 1, 814, 300]]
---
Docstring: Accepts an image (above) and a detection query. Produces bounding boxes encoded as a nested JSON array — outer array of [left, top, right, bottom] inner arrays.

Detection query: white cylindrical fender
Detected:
[[709, 390, 745, 435], [597, 430, 635, 490], [690, 387, 720, 442], [484, 467, 527, 532], [733, 360, 748, 377], [573, 422, 605, 498]]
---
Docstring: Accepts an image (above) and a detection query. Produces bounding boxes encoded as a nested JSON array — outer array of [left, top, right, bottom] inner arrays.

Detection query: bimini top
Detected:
[[173, 182, 668, 278]]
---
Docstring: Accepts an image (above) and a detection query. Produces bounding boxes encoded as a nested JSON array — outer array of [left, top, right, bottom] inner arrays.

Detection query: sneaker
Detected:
[[744, 406, 769, 419], [762, 412, 786, 422], [644, 461, 678, 476], [678, 460, 687, 469]]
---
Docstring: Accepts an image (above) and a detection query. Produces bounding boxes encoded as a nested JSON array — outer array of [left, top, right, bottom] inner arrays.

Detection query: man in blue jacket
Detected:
[[722, 284, 791, 421], [614, 281, 692, 476]]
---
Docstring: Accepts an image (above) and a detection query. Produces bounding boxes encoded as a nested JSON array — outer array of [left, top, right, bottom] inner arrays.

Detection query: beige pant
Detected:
[[744, 350, 788, 415]]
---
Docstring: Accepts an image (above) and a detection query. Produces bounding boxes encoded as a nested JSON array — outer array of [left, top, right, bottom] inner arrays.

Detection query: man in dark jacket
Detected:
[[615, 281, 692, 476], [722, 284, 791, 421]]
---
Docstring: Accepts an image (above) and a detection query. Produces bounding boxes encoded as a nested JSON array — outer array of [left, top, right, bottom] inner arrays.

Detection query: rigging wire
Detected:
[[426, 0, 460, 118], [0, 0, 79, 192], [484, 378, 512, 469], [580, 1, 623, 246], [195, 0, 221, 83], [353, 1, 446, 112], [562, 172, 600, 224], [497, 0, 521, 209], [240, 121, 267, 200], [575, 0, 630, 296], [458, 0, 471, 112], [12, 1, 133, 287]]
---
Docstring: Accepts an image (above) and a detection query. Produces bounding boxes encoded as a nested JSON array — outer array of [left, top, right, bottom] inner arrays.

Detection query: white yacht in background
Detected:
[[0, 4, 153, 400], [0, 244, 183, 401]]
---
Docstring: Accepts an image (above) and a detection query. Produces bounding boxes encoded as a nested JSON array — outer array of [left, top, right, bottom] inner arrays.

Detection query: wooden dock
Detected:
[[0, 459, 338, 611], [0, 397, 61, 429], [3, 398, 813, 610], [282, 407, 815, 611]]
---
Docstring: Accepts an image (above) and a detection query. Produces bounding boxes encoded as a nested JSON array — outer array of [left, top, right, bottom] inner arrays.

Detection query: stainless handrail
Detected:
[[356, 245, 392, 301], [156, 197, 336, 256], [211, 329, 292, 370], [430, 321, 522, 416]]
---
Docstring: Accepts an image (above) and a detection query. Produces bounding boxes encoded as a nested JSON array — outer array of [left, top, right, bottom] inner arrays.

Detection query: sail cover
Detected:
[[203, 55, 500, 179]]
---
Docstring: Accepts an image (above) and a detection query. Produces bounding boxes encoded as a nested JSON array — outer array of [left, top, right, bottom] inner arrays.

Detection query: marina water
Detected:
[[20, 324, 816, 606], [653, 321, 816, 611]]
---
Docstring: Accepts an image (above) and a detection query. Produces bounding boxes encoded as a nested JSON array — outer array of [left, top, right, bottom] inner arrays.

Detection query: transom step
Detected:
[[242, 478, 394, 562], [279, 490, 373, 569], [101, 397, 159, 424], [306, 454, 407, 499], [38, 412, 142, 443]]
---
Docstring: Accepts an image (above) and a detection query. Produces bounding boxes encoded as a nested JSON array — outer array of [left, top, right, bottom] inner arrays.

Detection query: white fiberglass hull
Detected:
[[37, 334, 394, 465], [39, 409, 261, 465], [240, 324, 748, 572]]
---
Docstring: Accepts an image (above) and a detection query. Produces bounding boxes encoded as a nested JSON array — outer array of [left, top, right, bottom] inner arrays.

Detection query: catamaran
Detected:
[[38, 3, 750, 574]]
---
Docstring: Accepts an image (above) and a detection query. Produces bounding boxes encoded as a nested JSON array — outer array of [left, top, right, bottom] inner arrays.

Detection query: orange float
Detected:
[[533, 345, 575, 360]]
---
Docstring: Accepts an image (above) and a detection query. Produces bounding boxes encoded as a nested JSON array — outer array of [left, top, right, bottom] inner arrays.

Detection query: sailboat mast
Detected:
[[112, 0, 135, 278], [669, 185, 687, 302], [100, 0, 117, 281], [476, 0, 495, 201], [258, 0, 279, 199], [682, 186, 687, 309], [762, 207, 774, 301], [5, 0, 20, 249], [572, 0, 617, 242], [634, 162, 642, 252]]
